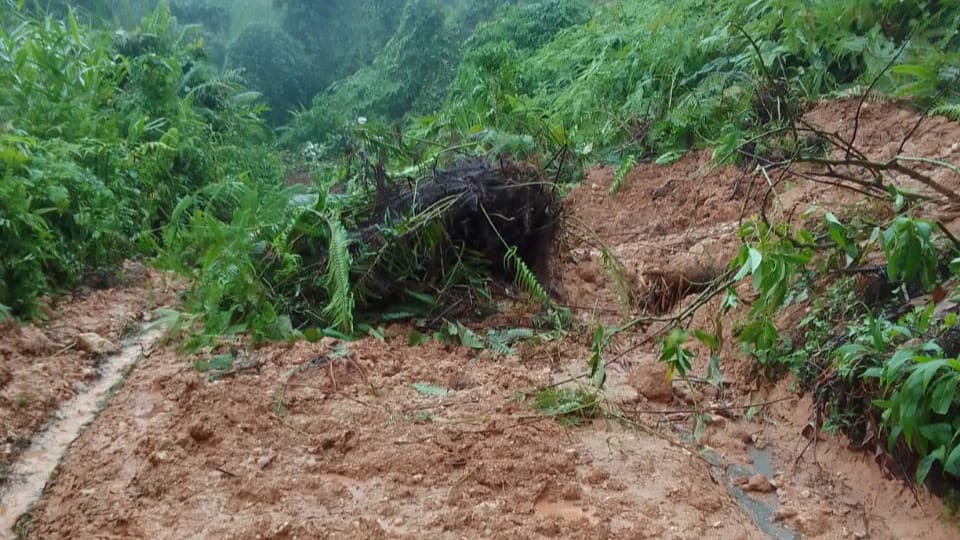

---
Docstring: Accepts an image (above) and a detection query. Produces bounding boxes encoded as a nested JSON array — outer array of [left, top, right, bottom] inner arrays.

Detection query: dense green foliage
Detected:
[[312, 0, 460, 122], [431, 0, 960, 163], [274, 0, 402, 93], [0, 4, 273, 317], [713, 211, 960, 485], [281, 0, 522, 149]]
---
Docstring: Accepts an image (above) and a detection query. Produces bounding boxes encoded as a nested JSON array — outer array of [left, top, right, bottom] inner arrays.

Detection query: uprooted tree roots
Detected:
[[288, 156, 561, 324], [374, 157, 560, 278], [638, 263, 725, 315]]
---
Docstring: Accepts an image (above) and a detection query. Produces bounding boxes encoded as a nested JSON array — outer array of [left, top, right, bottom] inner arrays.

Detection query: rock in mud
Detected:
[[75, 332, 119, 356], [188, 420, 215, 443], [773, 507, 798, 522], [739, 473, 775, 493], [627, 354, 673, 403], [121, 261, 149, 285], [149, 450, 174, 465]]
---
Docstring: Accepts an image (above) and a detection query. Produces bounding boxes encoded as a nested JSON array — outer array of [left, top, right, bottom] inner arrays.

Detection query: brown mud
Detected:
[[1, 265, 178, 484], [4, 100, 960, 539]]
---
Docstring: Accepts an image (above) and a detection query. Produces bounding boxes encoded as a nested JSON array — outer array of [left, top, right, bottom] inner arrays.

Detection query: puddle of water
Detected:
[[686, 426, 798, 540], [704, 444, 798, 540], [0, 328, 162, 539], [534, 501, 597, 524]]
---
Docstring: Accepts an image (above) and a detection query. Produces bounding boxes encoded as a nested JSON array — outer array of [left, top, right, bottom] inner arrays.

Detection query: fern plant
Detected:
[[503, 245, 551, 305], [931, 103, 960, 122], [608, 154, 637, 195], [321, 211, 355, 333]]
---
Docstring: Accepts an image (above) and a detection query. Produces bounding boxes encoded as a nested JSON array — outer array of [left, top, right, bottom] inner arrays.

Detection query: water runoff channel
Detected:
[[0, 327, 163, 539]]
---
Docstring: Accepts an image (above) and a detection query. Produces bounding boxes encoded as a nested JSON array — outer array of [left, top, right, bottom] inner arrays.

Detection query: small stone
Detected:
[[188, 422, 214, 443], [561, 483, 583, 501], [76, 332, 119, 355], [800, 489, 811, 499], [772, 507, 797, 522], [412, 473, 424, 483], [742, 473, 774, 493], [149, 450, 173, 465], [121, 261, 148, 284], [586, 468, 610, 485]]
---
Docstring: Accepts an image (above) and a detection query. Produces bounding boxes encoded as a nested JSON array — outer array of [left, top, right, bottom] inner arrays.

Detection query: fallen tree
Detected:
[[369, 157, 558, 277], [259, 155, 563, 331]]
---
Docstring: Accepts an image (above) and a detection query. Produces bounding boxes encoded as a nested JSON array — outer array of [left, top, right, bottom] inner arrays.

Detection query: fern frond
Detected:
[[229, 91, 264, 105], [931, 103, 960, 122], [217, 69, 247, 86], [322, 211, 355, 333], [486, 333, 515, 356], [486, 327, 535, 356], [608, 154, 637, 195], [825, 85, 895, 103], [504, 246, 550, 305]]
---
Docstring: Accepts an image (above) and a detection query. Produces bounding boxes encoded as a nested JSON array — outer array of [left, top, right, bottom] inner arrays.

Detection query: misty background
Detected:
[[33, 0, 585, 138]]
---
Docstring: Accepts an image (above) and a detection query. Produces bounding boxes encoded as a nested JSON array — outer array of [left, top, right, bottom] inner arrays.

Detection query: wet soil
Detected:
[[0, 265, 178, 486], [5, 100, 960, 539], [0, 327, 166, 536], [21, 338, 761, 539]]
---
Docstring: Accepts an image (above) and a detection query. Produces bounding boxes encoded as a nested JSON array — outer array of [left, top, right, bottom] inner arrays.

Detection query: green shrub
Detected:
[[0, 3, 273, 318]]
